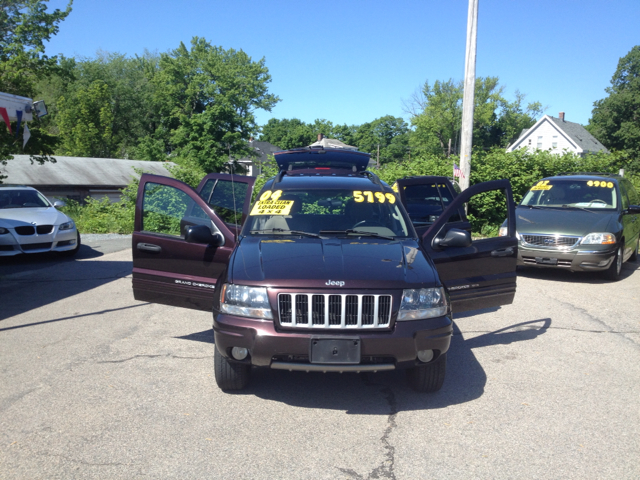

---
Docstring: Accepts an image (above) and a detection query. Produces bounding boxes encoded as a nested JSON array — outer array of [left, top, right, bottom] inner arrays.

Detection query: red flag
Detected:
[[0, 107, 11, 134]]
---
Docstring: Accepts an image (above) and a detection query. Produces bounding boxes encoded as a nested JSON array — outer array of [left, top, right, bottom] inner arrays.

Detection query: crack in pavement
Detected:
[[337, 375, 397, 480], [542, 296, 640, 347], [35, 452, 132, 467], [98, 353, 213, 363]]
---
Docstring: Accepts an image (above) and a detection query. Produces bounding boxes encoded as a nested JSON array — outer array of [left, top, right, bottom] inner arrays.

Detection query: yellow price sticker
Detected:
[[531, 180, 553, 191], [250, 199, 294, 216], [587, 180, 614, 188], [353, 191, 396, 204]]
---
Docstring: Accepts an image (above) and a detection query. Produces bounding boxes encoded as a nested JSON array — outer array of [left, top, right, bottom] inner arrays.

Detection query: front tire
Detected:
[[214, 346, 250, 391], [603, 244, 623, 281], [406, 353, 447, 393]]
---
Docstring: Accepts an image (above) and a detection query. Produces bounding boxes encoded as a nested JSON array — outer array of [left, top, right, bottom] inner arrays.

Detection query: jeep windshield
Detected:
[[520, 179, 618, 210], [244, 188, 412, 238]]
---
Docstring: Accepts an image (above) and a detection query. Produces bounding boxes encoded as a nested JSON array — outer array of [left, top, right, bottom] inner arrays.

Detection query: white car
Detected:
[[0, 185, 80, 257]]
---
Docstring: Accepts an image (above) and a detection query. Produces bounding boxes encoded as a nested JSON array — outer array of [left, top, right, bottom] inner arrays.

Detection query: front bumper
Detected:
[[517, 243, 617, 272], [213, 312, 453, 371], [0, 227, 78, 256]]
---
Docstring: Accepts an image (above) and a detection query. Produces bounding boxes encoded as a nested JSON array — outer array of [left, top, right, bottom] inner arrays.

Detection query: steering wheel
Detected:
[[353, 220, 379, 228], [588, 199, 607, 206]]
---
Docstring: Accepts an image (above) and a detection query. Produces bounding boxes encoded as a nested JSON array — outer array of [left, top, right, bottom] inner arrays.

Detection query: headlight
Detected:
[[220, 284, 273, 319], [499, 227, 519, 239], [398, 287, 448, 321], [581, 233, 616, 245], [59, 220, 75, 231], [0, 227, 9, 235]]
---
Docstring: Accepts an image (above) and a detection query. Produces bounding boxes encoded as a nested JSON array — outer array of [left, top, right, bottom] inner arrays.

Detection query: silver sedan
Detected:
[[0, 186, 80, 256]]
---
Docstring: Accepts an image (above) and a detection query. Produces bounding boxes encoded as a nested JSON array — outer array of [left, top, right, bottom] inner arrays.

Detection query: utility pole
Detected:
[[377, 144, 380, 168], [459, 0, 478, 191]]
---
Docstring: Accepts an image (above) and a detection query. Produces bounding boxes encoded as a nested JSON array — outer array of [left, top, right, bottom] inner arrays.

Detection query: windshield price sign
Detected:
[[587, 180, 614, 188], [250, 190, 294, 215], [531, 180, 553, 191], [353, 190, 396, 204]]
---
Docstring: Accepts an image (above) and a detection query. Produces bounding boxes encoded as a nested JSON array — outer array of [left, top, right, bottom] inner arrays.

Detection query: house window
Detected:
[[528, 139, 532, 145], [537, 136, 543, 149], [552, 136, 558, 148]]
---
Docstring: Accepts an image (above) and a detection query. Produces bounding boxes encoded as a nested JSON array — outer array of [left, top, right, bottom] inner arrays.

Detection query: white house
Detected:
[[506, 112, 609, 156]]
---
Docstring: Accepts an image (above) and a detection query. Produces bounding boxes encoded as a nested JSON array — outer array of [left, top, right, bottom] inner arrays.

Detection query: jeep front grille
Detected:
[[521, 234, 581, 248], [278, 293, 392, 329]]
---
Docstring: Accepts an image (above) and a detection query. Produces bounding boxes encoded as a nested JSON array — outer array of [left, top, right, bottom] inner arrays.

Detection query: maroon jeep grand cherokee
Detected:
[[132, 147, 518, 392]]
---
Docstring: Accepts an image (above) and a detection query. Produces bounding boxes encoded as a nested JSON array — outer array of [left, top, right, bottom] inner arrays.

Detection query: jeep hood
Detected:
[[230, 237, 438, 289], [515, 207, 617, 237]]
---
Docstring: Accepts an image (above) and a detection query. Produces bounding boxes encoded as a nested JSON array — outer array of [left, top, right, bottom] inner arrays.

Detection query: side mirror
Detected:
[[53, 200, 66, 208], [627, 205, 640, 214], [433, 228, 472, 248], [185, 225, 224, 247]]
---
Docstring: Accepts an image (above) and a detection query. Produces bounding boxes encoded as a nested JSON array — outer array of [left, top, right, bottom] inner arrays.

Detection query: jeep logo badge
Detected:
[[326, 280, 345, 287]]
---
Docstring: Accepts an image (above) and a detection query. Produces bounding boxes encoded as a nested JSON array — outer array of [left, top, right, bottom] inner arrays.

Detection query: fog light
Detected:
[[417, 349, 434, 363], [231, 347, 248, 360]]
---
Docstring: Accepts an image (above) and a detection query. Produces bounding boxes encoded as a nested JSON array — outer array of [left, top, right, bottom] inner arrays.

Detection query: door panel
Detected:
[[422, 180, 518, 314], [132, 174, 239, 312]]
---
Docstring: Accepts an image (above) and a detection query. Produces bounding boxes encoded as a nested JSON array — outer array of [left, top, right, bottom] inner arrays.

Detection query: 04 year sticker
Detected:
[[250, 190, 294, 216]]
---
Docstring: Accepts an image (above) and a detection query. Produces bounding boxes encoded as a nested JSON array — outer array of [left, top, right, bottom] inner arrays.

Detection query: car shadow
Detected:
[[177, 318, 551, 413], [517, 259, 639, 284], [0, 248, 132, 321]]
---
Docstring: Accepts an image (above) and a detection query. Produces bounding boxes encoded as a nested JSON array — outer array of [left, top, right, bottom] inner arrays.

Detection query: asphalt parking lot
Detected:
[[1, 237, 639, 479]]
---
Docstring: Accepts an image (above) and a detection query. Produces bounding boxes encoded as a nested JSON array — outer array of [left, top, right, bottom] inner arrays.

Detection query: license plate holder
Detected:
[[310, 337, 361, 364], [535, 256, 558, 265]]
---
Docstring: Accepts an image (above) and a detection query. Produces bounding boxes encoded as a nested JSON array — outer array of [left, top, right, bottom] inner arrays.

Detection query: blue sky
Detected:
[[44, 0, 639, 129]]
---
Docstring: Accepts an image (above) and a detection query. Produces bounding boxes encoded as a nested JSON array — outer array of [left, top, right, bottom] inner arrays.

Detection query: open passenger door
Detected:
[[421, 180, 518, 313], [132, 174, 255, 312]]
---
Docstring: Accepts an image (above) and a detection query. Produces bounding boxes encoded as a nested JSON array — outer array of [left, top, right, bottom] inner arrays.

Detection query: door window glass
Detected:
[[142, 182, 208, 237], [203, 179, 248, 225], [619, 181, 630, 210], [467, 188, 509, 239], [624, 180, 639, 205]]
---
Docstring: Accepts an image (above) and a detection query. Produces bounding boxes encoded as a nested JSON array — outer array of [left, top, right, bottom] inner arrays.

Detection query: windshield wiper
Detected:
[[560, 205, 596, 214], [520, 205, 549, 209], [319, 229, 397, 240], [250, 228, 325, 238]]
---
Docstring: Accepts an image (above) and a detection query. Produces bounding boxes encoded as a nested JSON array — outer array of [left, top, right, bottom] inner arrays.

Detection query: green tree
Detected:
[[351, 115, 410, 164], [0, 0, 72, 181], [0, 0, 72, 97], [42, 52, 160, 158], [154, 37, 279, 172], [587, 45, 640, 163], [259, 118, 312, 149], [56, 80, 114, 157], [407, 77, 542, 157], [259, 118, 357, 150]]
